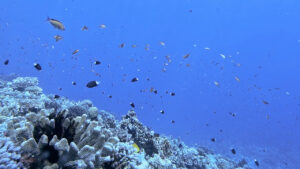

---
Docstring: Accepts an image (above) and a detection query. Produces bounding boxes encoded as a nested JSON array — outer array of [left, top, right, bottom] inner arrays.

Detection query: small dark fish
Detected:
[[231, 148, 236, 154], [170, 92, 176, 96], [72, 81, 77, 85], [131, 77, 139, 82], [4, 59, 9, 65], [154, 133, 160, 137], [58, 88, 62, 91], [72, 49, 79, 55], [86, 81, 99, 88], [33, 63, 42, 70], [47, 17, 65, 30], [165, 55, 171, 62], [254, 159, 260, 167], [171, 120, 175, 124], [183, 53, 190, 59], [119, 43, 125, 48], [54, 35, 63, 42], [263, 100, 269, 104], [229, 112, 236, 117], [178, 143, 183, 148], [130, 102, 135, 108], [211, 138, 216, 142], [54, 95, 60, 99], [94, 60, 101, 65], [81, 26, 88, 31], [108, 95, 112, 98], [160, 110, 165, 114]]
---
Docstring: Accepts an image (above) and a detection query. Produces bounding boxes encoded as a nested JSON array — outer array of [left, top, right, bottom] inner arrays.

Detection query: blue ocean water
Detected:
[[1, 0, 300, 168]]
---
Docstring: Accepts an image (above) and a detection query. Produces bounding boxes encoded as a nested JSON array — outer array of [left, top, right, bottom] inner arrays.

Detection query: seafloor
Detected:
[[0, 75, 251, 169]]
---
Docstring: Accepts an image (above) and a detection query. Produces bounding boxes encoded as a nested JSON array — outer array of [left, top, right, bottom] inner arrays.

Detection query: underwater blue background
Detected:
[[1, 0, 300, 168]]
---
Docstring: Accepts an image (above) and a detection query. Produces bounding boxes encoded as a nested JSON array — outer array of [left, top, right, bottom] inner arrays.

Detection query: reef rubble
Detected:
[[0, 76, 251, 169]]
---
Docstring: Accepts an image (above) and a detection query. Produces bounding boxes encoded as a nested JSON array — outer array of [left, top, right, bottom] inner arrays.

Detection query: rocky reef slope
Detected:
[[0, 76, 250, 169]]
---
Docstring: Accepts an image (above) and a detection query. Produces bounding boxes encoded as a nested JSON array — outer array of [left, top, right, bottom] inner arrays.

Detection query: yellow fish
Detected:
[[47, 17, 65, 30], [132, 143, 140, 153]]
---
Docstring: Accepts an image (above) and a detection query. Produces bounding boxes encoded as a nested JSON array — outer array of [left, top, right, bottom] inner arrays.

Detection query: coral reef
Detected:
[[0, 76, 251, 169]]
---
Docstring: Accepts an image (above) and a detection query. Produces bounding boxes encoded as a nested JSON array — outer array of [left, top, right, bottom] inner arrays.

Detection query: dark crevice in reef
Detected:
[[28, 162, 39, 169], [52, 111, 76, 142], [40, 145, 60, 163], [102, 162, 115, 169], [33, 123, 54, 143], [32, 110, 77, 168], [34, 110, 76, 143], [28, 107, 40, 113]]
